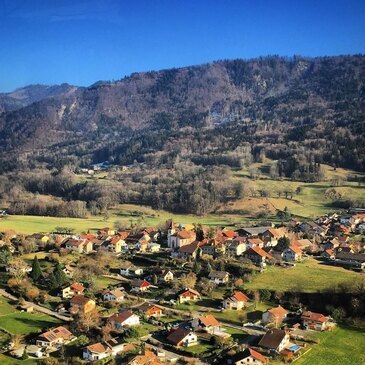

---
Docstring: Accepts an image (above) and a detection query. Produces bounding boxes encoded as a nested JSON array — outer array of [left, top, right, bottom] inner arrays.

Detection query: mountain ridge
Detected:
[[0, 55, 364, 173]]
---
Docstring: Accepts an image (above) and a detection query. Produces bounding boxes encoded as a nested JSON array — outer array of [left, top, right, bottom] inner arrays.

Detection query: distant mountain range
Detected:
[[0, 55, 364, 173], [0, 83, 77, 113]]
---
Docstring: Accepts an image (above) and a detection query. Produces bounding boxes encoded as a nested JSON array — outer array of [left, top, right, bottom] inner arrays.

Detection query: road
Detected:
[[0, 288, 72, 322], [145, 339, 208, 365]]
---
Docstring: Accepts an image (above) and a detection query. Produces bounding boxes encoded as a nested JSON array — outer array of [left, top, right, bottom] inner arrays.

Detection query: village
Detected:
[[0, 209, 365, 365]]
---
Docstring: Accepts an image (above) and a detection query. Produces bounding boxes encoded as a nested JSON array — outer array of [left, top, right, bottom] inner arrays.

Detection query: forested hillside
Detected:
[[0, 55, 364, 215]]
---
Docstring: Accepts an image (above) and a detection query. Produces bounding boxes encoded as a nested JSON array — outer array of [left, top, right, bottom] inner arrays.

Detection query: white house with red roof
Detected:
[[178, 288, 201, 303], [282, 245, 303, 261], [131, 279, 151, 292], [61, 282, 85, 299], [232, 348, 268, 365], [223, 291, 250, 310], [301, 311, 332, 331], [262, 305, 288, 325], [108, 310, 140, 330]]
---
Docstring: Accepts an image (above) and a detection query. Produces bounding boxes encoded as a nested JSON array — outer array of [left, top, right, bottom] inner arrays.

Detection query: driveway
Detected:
[[0, 288, 72, 322]]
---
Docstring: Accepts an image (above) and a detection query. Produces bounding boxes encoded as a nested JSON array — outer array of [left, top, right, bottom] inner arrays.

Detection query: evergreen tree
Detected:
[[152, 273, 158, 285], [30, 255, 43, 282], [49, 263, 69, 290], [193, 261, 202, 275]]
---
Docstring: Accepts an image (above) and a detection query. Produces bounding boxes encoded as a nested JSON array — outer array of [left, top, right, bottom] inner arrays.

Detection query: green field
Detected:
[[0, 354, 37, 365], [0, 204, 238, 234], [0, 297, 60, 335], [232, 162, 365, 218], [296, 326, 365, 365], [244, 258, 363, 293]]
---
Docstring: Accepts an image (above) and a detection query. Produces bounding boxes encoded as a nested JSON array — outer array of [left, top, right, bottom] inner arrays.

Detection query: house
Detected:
[[192, 314, 221, 335], [178, 288, 201, 303], [108, 310, 140, 330], [159, 269, 174, 282], [83, 337, 133, 361], [245, 246, 272, 266], [127, 349, 164, 365], [231, 348, 268, 365], [223, 291, 250, 310], [137, 302, 163, 317], [148, 242, 161, 252], [167, 327, 198, 347], [262, 306, 288, 325], [64, 238, 93, 254], [99, 227, 116, 235], [246, 238, 264, 248], [103, 288, 125, 302], [175, 241, 200, 259], [335, 252, 365, 269], [136, 238, 149, 252], [238, 226, 271, 238], [221, 229, 238, 239], [167, 226, 196, 249], [61, 283, 85, 299], [226, 240, 246, 256], [36, 326, 74, 348], [120, 262, 143, 277], [322, 249, 335, 260], [69, 295, 96, 314], [209, 270, 230, 284], [258, 328, 290, 353], [292, 239, 314, 251], [282, 246, 303, 261], [63, 264, 76, 278], [301, 311, 332, 331], [29, 233, 49, 244], [102, 235, 126, 253], [131, 279, 151, 292], [262, 228, 285, 246]]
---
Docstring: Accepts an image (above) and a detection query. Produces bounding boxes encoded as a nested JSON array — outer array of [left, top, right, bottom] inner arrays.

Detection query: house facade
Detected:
[[223, 291, 250, 310]]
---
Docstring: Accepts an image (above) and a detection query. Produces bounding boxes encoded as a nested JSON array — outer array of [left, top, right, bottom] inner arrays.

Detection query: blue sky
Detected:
[[0, 0, 364, 92]]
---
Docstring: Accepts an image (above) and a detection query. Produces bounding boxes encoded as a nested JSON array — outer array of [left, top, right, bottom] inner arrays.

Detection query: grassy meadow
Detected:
[[244, 257, 363, 293], [0, 297, 59, 336], [296, 326, 365, 365]]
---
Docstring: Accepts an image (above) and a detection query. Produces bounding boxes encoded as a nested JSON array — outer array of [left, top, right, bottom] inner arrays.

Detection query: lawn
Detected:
[[213, 303, 271, 325], [222, 326, 249, 342], [296, 326, 365, 365], [94, 276, 123, 290], [244, 258, 363, 293], [0, 354, 37, 365], [0, 205, 236, 234], [0, 298, 60, 335]]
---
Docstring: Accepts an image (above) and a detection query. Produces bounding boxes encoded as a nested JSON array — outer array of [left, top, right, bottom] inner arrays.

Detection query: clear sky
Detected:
[[0, 0, 364, 92]]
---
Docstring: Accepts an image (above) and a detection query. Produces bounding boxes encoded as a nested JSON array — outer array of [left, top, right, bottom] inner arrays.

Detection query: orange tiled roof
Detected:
[[268, 305, 288, 318]]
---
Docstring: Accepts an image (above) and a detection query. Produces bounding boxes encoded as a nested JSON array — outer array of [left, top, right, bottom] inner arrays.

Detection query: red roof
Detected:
[[251, 246, 273, 259], [290, 245, 303, 254], [180, 288, 200, 298], [301, 311, 329, 323], [268, 305, 288, 318], [232, 291, 249, 302], [247, 238, 264, 245], [198, 314, 220, 327], [248, 348, 267, 363], [176, 230, 195, 239], [70, 283, 84, 292], [222, 230, 237, 238]]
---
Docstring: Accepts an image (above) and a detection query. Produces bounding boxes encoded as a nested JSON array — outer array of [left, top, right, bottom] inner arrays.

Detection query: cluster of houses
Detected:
[[2, 209, 363, 364], [61, 227, 161, 255]]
